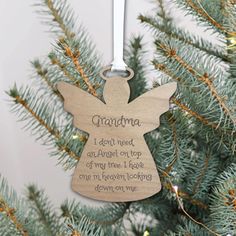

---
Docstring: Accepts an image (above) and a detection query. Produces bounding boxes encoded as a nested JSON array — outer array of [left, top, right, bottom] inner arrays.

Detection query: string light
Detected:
[[173, 185, 179, 194], [227, 36, 236, 49], [158, 168, 220, 235], [229, 37, 236, 44], [72, 134, 80, 140], [172, 183, 220, 236], [227, 32, 236, 49], [143, 230, 150, 236], [72, 133, 88, 142]]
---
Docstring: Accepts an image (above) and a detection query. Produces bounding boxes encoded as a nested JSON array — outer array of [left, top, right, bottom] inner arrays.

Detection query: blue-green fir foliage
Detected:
[[0, 176, 102, 236], [4, 0, 236, 235]]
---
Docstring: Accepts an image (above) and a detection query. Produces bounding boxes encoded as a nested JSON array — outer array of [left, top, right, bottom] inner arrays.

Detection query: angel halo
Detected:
[[57, 66, 176, 202]]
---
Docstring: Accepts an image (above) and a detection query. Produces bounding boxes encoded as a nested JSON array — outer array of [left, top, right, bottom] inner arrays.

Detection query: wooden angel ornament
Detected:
[[57, 67, 177, 202]]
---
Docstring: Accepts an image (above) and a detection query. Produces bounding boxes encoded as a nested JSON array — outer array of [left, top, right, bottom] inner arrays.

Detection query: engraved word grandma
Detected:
[[92, 115, 141, 128]]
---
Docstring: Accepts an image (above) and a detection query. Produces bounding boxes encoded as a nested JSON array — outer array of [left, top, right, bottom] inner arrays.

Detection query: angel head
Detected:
[[100, 67, 134, 105]]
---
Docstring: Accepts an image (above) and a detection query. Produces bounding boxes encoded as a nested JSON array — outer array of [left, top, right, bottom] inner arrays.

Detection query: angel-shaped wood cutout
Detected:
[[57, 67, 176, 202]]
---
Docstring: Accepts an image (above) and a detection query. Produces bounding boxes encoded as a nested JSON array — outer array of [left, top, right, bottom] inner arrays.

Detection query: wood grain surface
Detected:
[[57, 67, 176, 202]]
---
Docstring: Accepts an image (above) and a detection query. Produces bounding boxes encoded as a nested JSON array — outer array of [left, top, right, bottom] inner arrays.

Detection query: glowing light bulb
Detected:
[[143, 230, 150, 236], [72, 134, 79, 140], [227, 36, 236, 49], [173, 185, 178, 194], [229, 37, 236, 44]]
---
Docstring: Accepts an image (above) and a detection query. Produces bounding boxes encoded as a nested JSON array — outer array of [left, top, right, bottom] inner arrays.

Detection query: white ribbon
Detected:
[[111, 0, 127, 71]]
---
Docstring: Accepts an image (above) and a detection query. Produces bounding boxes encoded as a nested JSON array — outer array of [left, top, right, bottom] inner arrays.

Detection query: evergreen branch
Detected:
[[158, 42, 235, 124], [154, 62, 220, 129], [171, 98, 218, 129], [175, 0, 226, 33], [61, 201, 128, 234], [209, 164, 236, 235], [49, 53, 81, 87], [35, 0, 103, 94], [60, 200, 78, 220], [32, 59, 88, 156], [32, 60, 53, 89], [27, 185, 63, 236], [90, 205, 129, 226], [64, 202, 129, 226], [192, 152, 211, 195], [58, 40, 98, 96], [157, 0, 169, 22], [197, 74, 234, 124], [32, 59, 63, 99], [138, 14, 160, 31], [36, 0, 76, 39], [0, 176, 30, 236], [162, 181, 208, 210], [182, 150, 220, 201], [90, 213, 126, 226], [8, 86, 80, 163], [65, 217, 103, 236], [171, 98, 236, 151], [154, 62, 182, 83], [164, 173, 221, 236], [165, 218, 211, 236], [0, 198, 29, 236], [125, 36, 147, 100], [186, 0, 225, 31], [139, 14, 227, 61], [70, 231, 81, 236], [46, 0, 74, 38], [160, 161, 210, 210], [154, 61, 236, 141], [15, 93, 61, 138], [165, 116, 179, 174]]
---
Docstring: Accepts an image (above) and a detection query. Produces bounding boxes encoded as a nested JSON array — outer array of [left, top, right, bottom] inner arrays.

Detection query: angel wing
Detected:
[[128, 82, 177, 134], [57, 82, 105, 133]]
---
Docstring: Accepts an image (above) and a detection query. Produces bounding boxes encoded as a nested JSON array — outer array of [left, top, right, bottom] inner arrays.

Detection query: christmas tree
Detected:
[[1, 0, 236, 235]]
